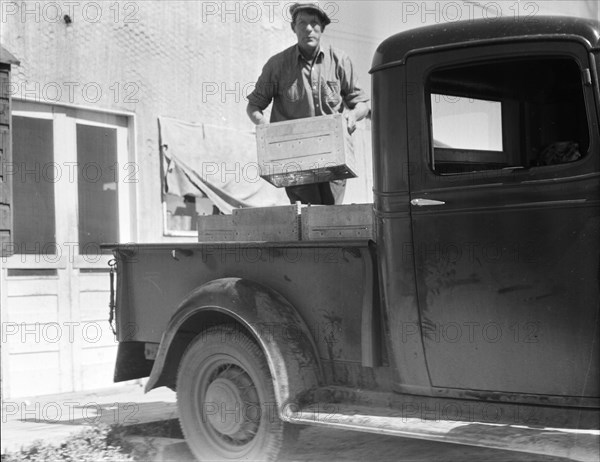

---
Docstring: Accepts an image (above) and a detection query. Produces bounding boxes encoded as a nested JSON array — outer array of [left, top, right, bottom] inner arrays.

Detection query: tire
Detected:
[[176, 325, 298, 462]]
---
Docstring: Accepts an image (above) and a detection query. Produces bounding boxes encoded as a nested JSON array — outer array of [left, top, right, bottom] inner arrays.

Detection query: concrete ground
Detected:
[[1, 383, 177, 454], [147, 428, 579, 462], [0, 385, 586, 462]]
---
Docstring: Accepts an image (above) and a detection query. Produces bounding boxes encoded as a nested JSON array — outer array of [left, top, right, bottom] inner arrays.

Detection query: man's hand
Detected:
[[344, 102, 369, 134], [247, 103, 268, 125], [344, 110, 357, 134]]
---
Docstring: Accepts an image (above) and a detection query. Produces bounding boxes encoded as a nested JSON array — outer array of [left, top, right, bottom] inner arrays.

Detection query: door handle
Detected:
[[410, 198, 446, 207]]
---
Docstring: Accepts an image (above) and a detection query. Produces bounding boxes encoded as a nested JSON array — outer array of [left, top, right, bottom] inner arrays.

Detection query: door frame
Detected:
[[1, 99, 136, 398]]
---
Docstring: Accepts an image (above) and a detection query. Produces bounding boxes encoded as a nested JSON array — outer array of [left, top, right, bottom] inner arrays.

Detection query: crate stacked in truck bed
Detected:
[[197, 204, 374, 242]]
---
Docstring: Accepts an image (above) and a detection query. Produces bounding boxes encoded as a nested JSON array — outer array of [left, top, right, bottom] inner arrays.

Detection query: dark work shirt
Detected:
[[247, 43, 369, 122]]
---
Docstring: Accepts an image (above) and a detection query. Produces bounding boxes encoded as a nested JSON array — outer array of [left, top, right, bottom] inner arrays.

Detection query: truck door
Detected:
[[406, 42, 599, 401]]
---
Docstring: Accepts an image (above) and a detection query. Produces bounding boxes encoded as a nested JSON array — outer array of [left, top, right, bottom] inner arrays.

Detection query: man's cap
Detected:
[[289, 1, 331, 26]]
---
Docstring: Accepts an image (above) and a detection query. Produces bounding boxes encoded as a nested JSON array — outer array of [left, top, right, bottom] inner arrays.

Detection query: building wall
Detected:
[[4, 1, 288, 242]]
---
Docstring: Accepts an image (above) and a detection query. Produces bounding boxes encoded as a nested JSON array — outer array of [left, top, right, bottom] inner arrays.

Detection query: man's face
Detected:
[[292, 10, 324, 53]]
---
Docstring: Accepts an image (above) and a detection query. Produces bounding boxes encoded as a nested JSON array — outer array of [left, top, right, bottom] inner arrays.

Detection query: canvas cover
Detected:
[[159, 116, 289, 214]]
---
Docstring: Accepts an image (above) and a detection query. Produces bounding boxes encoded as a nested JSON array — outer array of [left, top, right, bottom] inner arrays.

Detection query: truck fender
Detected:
[[145, 277, 322, 415]]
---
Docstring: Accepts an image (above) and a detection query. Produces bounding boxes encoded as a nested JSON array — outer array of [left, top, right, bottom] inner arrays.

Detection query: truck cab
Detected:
[[371, 14, 599, 406], [109, 16, 599, 462]]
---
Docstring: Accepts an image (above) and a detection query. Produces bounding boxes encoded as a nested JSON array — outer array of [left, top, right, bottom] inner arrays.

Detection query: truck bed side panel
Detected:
[[114, 241, 388, 388]]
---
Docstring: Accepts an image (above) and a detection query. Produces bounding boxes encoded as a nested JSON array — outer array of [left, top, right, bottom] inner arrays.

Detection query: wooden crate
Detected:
[[198, 205, 300, 242], [232, 205, 300, 241], [197, 214, 235, 242], [256, 114, 357, 188], [301, 204, 374, 241]]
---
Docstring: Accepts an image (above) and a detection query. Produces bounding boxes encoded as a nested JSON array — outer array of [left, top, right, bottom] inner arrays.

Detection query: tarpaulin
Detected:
[[159, 116, 289, 214]]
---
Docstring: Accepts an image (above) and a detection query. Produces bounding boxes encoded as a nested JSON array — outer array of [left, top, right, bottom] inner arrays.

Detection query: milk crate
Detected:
[[256, 114, 357, 188]]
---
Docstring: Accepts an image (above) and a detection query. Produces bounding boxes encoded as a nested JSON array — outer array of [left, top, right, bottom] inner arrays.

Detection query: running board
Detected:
[[285, 403, 600, 462]]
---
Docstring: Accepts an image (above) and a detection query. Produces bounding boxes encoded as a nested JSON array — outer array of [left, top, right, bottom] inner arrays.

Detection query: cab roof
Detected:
[[371, 15, 600, 72]]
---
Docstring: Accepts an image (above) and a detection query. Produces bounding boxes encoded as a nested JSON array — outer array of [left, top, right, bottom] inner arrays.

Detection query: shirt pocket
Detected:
[[283, 78, 303, 103], [324, 80, 342, 106]]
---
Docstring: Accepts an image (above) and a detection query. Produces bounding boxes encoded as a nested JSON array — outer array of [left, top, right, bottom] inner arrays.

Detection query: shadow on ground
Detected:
[[122, 420, 575, 462]]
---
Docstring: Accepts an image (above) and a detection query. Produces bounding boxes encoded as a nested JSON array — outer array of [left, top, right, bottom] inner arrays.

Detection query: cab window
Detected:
[[428, 57, 590, 174]]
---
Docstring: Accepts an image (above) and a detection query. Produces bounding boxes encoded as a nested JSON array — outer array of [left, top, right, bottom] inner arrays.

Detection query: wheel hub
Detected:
[[205, 377, 244, 435]]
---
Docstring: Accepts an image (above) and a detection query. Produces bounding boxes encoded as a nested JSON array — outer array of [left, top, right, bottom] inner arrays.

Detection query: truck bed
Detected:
[[112, 233, 383, 389]]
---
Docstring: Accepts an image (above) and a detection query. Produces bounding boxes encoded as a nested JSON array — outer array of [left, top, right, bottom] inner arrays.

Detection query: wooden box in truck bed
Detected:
[[256, 114, 357, 187], [197, 204, 374, 242]]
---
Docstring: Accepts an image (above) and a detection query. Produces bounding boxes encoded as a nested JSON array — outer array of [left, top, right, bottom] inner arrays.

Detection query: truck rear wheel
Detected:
[[176, 326, 297, 461]]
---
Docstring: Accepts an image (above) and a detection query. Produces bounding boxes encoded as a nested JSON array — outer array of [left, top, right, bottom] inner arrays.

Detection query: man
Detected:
[[246, 1, 370, 205]]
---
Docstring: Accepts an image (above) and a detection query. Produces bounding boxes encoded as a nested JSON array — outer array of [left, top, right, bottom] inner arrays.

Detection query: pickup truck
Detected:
[[107, 16, 600, 462]]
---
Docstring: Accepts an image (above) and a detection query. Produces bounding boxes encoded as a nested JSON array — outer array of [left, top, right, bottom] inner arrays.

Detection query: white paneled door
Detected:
[[1, 101, 134, 398]]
